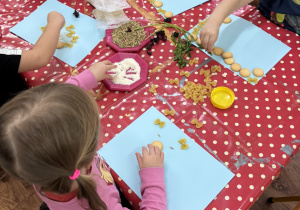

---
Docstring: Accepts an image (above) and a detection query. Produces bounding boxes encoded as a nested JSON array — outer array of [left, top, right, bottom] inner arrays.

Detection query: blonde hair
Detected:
[[0, 83, 106, 210]]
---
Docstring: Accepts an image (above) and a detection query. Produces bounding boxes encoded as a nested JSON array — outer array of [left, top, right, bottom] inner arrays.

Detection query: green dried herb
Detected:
[[134, 21, 212, 68]]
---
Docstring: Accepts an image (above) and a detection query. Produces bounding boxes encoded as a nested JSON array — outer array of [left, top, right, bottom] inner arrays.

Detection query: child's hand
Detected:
[[47, 11, 65, 30], [136, 144, 164, 169], [89, 61, 116, 81], [199, 19, 220, 52]]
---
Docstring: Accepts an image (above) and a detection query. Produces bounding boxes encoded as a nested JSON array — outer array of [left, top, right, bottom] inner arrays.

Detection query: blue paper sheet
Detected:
[[9, 0, 105, 67], [188, 15, 291, 84], [153, 0, 209, 17], [99, 106, 234, 210]]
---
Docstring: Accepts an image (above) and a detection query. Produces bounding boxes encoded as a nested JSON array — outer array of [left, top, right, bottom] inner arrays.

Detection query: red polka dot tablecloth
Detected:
[[1, 0, 299, 209]]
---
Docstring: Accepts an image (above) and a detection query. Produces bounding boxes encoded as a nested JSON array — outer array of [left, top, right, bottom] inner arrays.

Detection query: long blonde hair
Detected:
[[0, 83, 106, 210]]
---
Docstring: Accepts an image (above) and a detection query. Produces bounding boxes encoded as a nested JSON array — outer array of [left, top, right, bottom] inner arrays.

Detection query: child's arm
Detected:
[[136, 144, 167, 210], [18, 11, 65, 73], [200, 0, 253, 52], [65, 61, 116, 90]]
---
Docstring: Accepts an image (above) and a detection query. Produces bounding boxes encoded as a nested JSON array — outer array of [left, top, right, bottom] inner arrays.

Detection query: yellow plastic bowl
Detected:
[[210, 87, 235, 109]]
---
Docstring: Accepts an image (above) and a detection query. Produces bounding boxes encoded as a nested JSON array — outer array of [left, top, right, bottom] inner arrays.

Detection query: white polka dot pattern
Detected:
[[1, 0, 299, 210]]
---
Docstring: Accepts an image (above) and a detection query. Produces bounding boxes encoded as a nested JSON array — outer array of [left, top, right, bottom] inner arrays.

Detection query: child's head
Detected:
[[0, 83, 106, 210]]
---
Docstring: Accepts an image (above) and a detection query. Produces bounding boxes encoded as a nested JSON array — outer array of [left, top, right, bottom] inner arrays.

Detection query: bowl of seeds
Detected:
[[105, 20, 150, 52]]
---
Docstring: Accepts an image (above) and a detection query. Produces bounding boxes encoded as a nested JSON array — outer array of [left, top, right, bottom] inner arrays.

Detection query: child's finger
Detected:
[[161, 150, 164, 160], [105, 64, 117, 71], [104, 74, 113, 80], [102, 60, 113, 65], [135, 152, 143, 168], [142, 146, 149, 157], [154, 145, 160, 154], [147, 144, 155, 156]]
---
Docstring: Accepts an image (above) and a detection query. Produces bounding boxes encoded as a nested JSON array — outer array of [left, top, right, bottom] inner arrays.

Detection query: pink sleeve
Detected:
[[139, 167, 167, 210], [65, 69, 98, 91]]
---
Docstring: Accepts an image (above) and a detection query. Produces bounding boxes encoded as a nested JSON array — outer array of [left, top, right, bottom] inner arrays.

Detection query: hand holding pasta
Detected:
[[89, 61, 117, 81], [136, 144, 164, 169]]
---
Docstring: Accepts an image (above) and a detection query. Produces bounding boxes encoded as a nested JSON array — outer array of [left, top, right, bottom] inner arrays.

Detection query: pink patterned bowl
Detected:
[[102, 52, 149, 92], [105, 21, 151, 52]]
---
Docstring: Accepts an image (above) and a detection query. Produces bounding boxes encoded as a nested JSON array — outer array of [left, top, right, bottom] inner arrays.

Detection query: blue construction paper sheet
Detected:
[[154, 0, 209, 16], [99, 106, 234, 210], [9, 0, 105, 67], [188, 14, 291, 84]]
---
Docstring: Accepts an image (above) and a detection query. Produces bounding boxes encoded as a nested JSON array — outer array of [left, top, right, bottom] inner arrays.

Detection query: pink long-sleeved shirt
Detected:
[[34, 70, 167, 210]]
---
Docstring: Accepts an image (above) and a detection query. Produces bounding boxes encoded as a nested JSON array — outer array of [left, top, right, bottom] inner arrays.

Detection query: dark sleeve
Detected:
[[0, 54, 21, 74], [0, 54, 28, 106]]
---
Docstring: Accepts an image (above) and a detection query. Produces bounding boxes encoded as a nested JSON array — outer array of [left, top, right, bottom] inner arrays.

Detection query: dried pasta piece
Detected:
[[193, 58, 198, 64], [56, 41, 65, 49], [197, 20, 207, 27], [205, 91, 211, 98], [40, 26, 45, 31], [169, 78, 179, 85], [180, 70, 190, 77], [204, 70, 211, 77], [204, 77, 212, 83], [65, 26, 71, 31], [125, 113, 130, 117], [253, 77, 258, 84], [196, 122, 203, 128], [160, 9, 166, 14], [66, 33, 73, 38], [247, 77, 258, 84], [184, 93, 192, 99], [69, 30, 75, 34], [193, 27, 200, 32], [189, 83, 196, 89], [191, 118, 198, 124], [191, 118, 203, 128], [164, 109, 175, 116], [195, 95, 204, 103], [149, 84, 158, 93], [179, 87, 185, 93], [159, 121, 166, 128], [149, 0, 155, 3], [66, 42, 74, 48], [199, 68, 206, 75], [154, 119, 161, 125], [207, 81, 217, 87], [178, 138, 187, 144], [70, 24, 75, 29], [189, 60, 194, 66], [211, 65, 221, 73], [181, 143, 189, 150], [193, 97, 201, 103], [192, 92, 201, 98], [154, 119, 166, 128]]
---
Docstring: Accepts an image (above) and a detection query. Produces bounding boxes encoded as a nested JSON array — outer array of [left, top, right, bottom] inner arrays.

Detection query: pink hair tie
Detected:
[[69, 169, 80, 180]]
